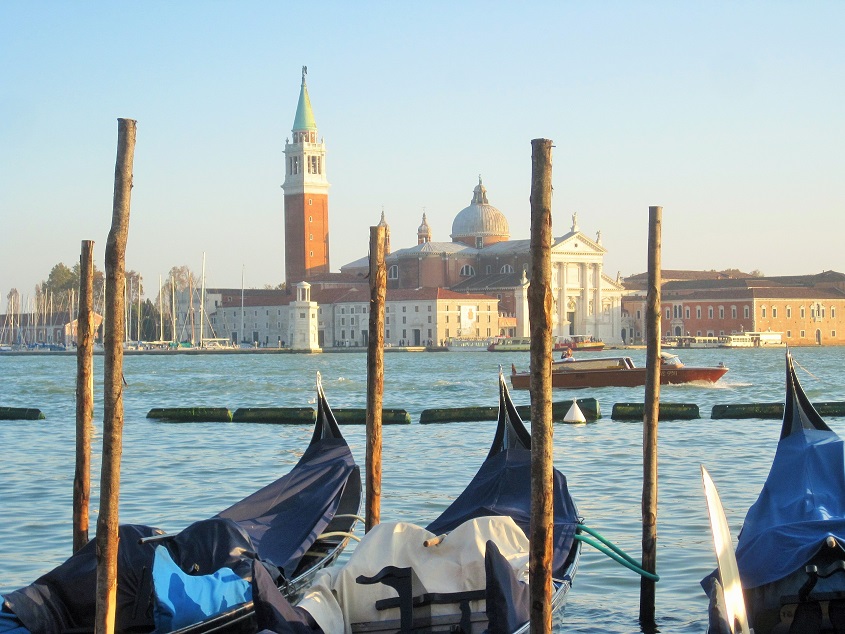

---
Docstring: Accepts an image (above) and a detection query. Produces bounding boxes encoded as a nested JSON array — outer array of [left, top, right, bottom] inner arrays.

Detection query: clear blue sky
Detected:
[[2, 1, 843, 300]]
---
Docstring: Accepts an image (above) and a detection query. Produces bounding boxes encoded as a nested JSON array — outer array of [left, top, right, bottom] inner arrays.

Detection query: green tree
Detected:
[[44, 263, 77, 294]]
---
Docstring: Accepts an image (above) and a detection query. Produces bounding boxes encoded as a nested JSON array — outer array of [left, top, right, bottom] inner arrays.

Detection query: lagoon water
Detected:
[[2, 347, 844, 632]]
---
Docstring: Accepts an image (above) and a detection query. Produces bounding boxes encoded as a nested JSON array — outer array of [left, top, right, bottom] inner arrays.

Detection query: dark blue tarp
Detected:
[[734, 427, 845, 588], [426, 375, 580, 579], [731, 353, 845, 589], [2, 407, 358, 634]]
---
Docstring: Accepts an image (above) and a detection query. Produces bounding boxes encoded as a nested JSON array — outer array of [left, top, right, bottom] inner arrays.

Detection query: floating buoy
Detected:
[[231, 407, 316, 424], [612, 402, 700, 421], [332, 408, 411, 425], [563, 400, 586, 424], [0, 407, 45, 421], [420, 398, 601, 424], [147, 407, 232, 422]]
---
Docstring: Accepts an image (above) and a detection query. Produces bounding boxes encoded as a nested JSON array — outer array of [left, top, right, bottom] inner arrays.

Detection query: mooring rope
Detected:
[[575, 524, 660, 582]]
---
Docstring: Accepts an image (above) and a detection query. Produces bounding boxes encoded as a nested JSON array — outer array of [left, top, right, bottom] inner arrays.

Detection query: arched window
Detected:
[[388, 265, 399, 280], [500, 264, 514, 274], [459, 265, 475, 277]]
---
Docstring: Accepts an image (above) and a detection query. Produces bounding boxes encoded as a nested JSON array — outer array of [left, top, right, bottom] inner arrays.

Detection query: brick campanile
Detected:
[[282, 66, 330, 285]]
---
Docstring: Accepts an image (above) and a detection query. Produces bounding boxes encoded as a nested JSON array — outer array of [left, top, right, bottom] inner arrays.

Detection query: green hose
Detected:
[[575, 524, 660, 582]]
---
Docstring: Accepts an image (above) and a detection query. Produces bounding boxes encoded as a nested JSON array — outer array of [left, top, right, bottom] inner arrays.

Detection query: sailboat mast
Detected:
[[137, 276, 142, 343], [240, 265, 245, 346], [189, 274, 195, 345], [199, 253, 206, 347], [171, 273, 176, 344], [158, 275, 163, 342]]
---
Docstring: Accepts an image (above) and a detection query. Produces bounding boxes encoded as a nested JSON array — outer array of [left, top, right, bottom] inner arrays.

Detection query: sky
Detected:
[[2, 1, 844, 301]]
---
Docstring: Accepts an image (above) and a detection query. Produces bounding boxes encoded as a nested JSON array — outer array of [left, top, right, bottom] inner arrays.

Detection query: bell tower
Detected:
[[283, 66, 330, 285]]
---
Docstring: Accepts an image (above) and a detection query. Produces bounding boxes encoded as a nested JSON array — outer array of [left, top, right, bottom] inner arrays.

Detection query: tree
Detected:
[[45, 263, 77, 295]]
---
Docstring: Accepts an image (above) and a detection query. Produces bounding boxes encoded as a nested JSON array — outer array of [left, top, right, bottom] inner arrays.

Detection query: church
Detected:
[[340, 179, 626, 343], [201, 68, 627, 349]]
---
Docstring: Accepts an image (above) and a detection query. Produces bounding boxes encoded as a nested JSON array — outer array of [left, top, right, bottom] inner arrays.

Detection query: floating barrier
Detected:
[[231, 407, 316, 424], [0, 407, 45, 421], [611, 402, 700, 421], [147, 407, 232, 423], [711, 402, 845, 420], [711, 403, 782, 420], [332, 408, 411, 425], [420, 398, 600, 424]]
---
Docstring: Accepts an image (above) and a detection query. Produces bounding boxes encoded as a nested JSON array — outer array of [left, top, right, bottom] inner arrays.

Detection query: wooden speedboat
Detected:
[[509, 353, 728, 389]]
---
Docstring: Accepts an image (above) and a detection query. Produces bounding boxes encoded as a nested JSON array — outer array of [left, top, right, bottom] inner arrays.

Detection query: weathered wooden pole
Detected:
[[528, 138, 554, 633], [639, 205, 662, 628], [365, 224, 387, 532], [96, 118, 136, 634], [73, 240, 95, 552]]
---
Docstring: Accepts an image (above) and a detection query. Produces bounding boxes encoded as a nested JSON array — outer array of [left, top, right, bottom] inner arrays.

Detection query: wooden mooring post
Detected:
[[96, 118, 136, 634], [640, 205, 662, 628], [365, 225, 387, 532], [73, 240, 95, 553], [528, 138, 554, 633]]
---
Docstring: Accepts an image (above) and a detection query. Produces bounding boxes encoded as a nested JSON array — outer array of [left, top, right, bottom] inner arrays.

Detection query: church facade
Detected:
[[341, 179, 626, 343]]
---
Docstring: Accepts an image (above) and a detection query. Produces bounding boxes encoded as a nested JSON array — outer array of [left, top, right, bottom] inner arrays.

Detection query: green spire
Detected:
[[293, 65, 317, 132]]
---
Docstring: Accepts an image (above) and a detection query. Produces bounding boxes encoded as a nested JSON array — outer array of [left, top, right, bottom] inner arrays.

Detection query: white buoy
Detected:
[[564, 399, 586, 423]]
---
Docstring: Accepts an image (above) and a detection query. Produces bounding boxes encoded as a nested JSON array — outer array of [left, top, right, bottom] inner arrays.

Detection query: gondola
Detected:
[[0, 376, 362, 634], [254, 371, 582, 634], [704, 352, 845, 633]]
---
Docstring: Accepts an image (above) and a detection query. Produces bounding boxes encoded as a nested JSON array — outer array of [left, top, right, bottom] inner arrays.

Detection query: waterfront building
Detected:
[[621, 270, 845, 346], [341, 180, 625, 343], [282, 66, 330, 285]]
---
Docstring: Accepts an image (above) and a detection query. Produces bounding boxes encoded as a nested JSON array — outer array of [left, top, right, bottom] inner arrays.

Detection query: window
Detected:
[[637, 310, 642, 320], [428, 305, 432, 311], [787, 307, 792, 318], [800, 330, 806, 338], [744, 306, 750, 319], [402, 317, 406, 324], [388, 265, 399, 280], [386, 329, 390, 338], [772, 307, 777, 318], [402, 306, 406, 312], [341, 318, 345, 326], [708, 306, 714, 318], [500, 264, 514, 274], [459, 265, 475, 277], [309, 251, 314, 257], [787, 330, 791, 338], [486, 265, 492, 274], [833, 330, 837, 338], [386, 317, 390, 325], [427, 316, 431, 323], [800, 306, 805, 318], [719, 306, 724, 319], [415, 306, 419, 312], [685, 307, 690, 319], [665, 308, 670, 319], [832, 307, 837, 319], [761, 307, 766, 318], [731, 306, 737, 319], [696, 306, 702, 319], [309, 234, 313, 241]]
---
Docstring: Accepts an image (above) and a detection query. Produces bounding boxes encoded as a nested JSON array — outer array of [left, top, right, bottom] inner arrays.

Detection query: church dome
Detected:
[[450, 177, 509, 247]]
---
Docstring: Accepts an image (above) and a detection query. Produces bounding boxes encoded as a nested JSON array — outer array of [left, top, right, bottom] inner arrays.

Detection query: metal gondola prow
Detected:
[[781, 349, 831, 440], [313, 371, 344, 444], [487, 370, 532, 461]]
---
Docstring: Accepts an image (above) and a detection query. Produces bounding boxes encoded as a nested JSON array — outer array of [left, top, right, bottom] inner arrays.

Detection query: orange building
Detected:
[[282, 67, 330, 285], [621, 271, 845, 346]]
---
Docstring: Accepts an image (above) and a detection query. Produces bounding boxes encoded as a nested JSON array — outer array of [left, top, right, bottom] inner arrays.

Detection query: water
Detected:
[[1, 347, 844, 632]]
